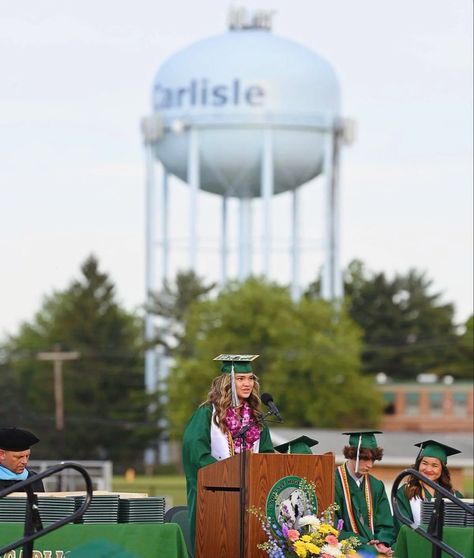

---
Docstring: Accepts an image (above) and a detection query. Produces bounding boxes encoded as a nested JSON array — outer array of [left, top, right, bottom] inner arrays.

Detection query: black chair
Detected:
[[164, 505, 192, 558]]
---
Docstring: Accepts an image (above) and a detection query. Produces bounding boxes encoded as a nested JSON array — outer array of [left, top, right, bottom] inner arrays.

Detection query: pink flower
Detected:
[[325, 535, 339, 545], [287, 529, 300, 542]]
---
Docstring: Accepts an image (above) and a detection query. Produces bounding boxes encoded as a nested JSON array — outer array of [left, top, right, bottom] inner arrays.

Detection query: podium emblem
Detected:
[[265, 476, 318, 529]]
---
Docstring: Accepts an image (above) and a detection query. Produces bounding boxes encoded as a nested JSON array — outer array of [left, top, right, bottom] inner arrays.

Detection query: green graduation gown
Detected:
[[182, 404, 274, 555], [335, 463, 396, 554], [394, 484, 464, 540]]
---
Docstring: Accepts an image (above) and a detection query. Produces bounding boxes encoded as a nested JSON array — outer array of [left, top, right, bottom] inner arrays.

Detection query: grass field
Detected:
[[112, 475, 187, 508], [113, 473, 473, 510]]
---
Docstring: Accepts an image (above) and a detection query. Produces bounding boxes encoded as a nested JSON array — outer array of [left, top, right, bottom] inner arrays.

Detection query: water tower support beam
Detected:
[[220, 195, 229, 284], [188, 127, 200, 271], [144, 143, 157, 394], [161, 169, 170, 282], [143, 142, 157, 469], [290, 187, 301, 301], [238, 197, 252, 280], [321, 128, 342, 300], [332, 130, 343, 298], [261, 128, 274, 276]]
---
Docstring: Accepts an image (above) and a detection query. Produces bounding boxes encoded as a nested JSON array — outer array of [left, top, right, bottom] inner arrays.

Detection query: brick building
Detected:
[[377, 380, 473, 432]]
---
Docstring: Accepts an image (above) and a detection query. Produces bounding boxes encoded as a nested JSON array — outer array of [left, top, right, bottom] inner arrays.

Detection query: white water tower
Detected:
[[141, 8, 354, 462]]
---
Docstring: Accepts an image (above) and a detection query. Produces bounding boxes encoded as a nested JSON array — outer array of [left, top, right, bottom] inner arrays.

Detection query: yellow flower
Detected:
[[293, 540, 308, 557], [301, 535, 312, 542], [305, 542, 321, 554]]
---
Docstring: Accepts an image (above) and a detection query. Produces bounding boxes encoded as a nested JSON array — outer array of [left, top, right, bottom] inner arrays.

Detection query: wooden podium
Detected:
[[196, 452, 335, 558]]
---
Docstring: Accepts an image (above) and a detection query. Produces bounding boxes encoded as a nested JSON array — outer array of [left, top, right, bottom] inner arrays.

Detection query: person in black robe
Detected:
[[0, 427, 45, 492]]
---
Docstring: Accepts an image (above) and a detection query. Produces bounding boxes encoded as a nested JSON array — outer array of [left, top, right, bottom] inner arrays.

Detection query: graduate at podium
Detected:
[[335, 431, 395, 556], [182, 354, 274, 554]]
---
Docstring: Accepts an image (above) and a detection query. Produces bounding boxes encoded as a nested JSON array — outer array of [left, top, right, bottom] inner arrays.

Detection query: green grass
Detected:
[[112, 475, 187, 507]]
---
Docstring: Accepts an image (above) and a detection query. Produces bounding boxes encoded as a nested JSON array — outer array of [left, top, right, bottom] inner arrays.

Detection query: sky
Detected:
[[1, 0, 472, 339]]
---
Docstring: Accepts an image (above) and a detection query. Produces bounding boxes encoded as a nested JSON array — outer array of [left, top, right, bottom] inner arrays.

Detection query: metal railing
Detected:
[[391, 468, 473, 558], [0, 462, 93, 558]]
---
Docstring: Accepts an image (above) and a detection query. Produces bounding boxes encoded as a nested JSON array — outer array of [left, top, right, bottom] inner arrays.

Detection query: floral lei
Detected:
[[224, 401, 261, 453]]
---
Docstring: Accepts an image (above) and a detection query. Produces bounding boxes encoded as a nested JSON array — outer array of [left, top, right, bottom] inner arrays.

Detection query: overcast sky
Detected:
[[1, 0, 472, 338]]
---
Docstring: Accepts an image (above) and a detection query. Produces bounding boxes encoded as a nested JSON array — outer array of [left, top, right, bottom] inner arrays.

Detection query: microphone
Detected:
[[261, 393, 283, 421]]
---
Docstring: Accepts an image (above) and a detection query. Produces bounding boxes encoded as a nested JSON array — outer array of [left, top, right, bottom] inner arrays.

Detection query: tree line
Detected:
[[0, 255, 471, 471]]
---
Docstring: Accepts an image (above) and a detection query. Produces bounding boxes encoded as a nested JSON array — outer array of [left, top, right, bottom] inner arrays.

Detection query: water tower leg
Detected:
[[157, 166, 171, 465], [220, 195, 229, 285], [144, 143, 157, 394], [261, 128, 274, 276], [290, 187, 301, 301], [144, 142, 157, 470], [332, 131, 343, 299], [161, 169, 170, 282], [188, 127, 200, 272], [238, 197, 252, 280], [321, 129, 343, 300]]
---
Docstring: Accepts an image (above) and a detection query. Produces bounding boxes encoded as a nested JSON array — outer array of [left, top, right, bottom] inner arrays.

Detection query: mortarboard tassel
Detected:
[[230, 362, 239, 408], [355, 434, 362, 474]]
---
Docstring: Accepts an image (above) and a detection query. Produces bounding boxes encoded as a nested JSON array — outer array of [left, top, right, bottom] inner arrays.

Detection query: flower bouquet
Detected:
[[249, 479, 359, 558]]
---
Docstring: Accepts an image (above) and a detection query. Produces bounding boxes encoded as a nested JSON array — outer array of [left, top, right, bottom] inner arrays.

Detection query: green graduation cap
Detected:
[[342, 430, 382, 450], [414, 440, 461, 464], [274, 435, 319, 455], [213, 354, 259, 407], [213, 354, 259, 374], [342, 431, 382, 473]]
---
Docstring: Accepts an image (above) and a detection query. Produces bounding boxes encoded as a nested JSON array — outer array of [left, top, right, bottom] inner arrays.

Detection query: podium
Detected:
[[196, 452, 335, 558]]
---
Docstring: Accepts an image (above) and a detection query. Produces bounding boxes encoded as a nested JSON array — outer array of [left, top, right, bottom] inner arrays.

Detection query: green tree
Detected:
[[1, 255, 156, 471], [341, 260, 465, 379], [167, 277, 381, 437], [147, 270, 216, 355], [450, 315, 474, 379]]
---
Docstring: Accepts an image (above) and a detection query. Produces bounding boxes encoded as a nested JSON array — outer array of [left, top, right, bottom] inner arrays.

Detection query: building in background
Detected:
[[378, 379, 473, 433]]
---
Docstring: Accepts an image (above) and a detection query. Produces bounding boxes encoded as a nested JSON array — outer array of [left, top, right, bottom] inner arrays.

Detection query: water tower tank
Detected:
[[152, 25, 340, 198]]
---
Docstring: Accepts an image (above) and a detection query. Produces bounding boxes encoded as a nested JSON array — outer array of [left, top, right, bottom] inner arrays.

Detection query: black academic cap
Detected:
[[274, 435, 319, 455], [414, 440, 461, 464], [0, 427, 40, 451]]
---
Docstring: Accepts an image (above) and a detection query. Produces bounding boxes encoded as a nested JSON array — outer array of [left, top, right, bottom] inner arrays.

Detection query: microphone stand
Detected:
[[234, 409, 273, 558]]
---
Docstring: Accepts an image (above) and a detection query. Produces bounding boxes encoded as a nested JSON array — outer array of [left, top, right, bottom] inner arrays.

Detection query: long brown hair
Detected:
[[404, 456, 454, 500], [201, 374, 263, 433]]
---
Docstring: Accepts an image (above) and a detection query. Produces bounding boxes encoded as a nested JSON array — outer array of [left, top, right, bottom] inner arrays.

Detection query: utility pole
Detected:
[[37, 346, 80, 432]]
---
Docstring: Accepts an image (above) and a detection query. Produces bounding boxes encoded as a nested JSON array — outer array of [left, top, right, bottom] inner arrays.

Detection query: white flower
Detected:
[[320, 543, 344, 557], [296, 514, 320, 531]]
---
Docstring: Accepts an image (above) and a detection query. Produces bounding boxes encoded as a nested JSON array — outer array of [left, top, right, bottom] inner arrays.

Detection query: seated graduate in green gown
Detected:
[[181, 354, 274, 555], [335, 431, 395, 556], [394, 439, 463, 538]]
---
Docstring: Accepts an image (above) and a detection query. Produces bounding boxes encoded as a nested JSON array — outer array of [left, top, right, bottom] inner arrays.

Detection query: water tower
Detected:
[[141, 8, 354, 460]]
